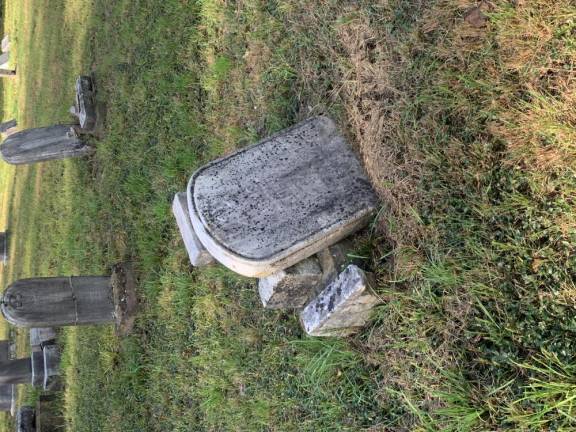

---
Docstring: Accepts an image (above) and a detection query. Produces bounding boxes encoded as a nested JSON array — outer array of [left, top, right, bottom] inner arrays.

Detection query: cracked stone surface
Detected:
[[300, 264, 380, 337], [172, 193, 215, 267], [187, 116, 378, 277], [258, 256, 322, 309]]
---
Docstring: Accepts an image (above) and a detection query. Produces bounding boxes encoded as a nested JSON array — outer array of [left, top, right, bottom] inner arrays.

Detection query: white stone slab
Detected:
[[172, 193, 215, 267], [187, 116, 378, 277], [300, 265, 380, 337]]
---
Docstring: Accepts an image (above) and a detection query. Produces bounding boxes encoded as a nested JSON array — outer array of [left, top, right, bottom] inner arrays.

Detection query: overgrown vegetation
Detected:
[[0, 0, 575, 431]]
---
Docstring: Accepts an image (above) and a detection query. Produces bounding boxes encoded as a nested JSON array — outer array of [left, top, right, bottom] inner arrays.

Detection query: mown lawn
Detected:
[[0, 0, 575, 431]]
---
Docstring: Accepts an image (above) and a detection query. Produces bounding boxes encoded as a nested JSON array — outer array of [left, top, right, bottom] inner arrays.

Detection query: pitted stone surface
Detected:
[[300, 265, 380, 337], [172, 193, 215, 267], [188, 116, 378, 277], [258, 256, 322, 309]]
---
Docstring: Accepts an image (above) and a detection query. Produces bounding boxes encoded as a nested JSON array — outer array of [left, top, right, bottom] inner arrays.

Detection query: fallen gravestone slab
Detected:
[[181, 116, 378, 277], [300, 264, 380, 337], [2, 264, 137, 335], [0, 125, 93, 165]]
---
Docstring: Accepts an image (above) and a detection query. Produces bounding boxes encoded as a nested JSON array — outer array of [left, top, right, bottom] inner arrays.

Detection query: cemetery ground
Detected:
[[0, 0, 575, 431]]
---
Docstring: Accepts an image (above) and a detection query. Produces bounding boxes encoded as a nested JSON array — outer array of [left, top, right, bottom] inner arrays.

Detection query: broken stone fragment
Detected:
[[300, 264, 380, 337], [258, 256, 322, 309], [172, 193, 215, 267]]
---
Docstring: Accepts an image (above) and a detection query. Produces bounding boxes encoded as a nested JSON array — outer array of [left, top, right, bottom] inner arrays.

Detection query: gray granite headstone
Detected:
[[30, 351, 44, 388], [186, 116, 378, 277], [42, 344, 60, 391], [300, 265, 380, 337]]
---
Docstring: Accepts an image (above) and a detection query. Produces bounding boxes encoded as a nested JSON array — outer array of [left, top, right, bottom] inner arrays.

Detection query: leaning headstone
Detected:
[[2, 264, 137, 335], [1, 35, 9, 53], [73, 76, 97, 131], [0, 232, 8, 264], [172, 193, 215, 267], [300, 265, 380, 337], [180, 116, 378, 277], [0, 119, 16, 133], [16, 406, 36, 432], [258, 256, 322, 309], [0, 125, 93, 165]]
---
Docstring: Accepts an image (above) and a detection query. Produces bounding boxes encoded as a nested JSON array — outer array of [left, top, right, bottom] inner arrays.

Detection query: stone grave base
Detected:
[[111, 262, 138, 336]]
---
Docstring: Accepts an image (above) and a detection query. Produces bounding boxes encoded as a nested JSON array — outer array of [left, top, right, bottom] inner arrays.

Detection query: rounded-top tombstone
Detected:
[[0, 125, 93, 165], [1, 276, 115, 328]]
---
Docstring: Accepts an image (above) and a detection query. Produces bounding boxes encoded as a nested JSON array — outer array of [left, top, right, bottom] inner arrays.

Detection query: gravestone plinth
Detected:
[[72, 76, 97, 131], [182, 116, 378, 277], [258, 257, 322, 309], [2, 266, 137, 335], [30, 351, 44, 387], [172, 193, 215, 267], [29, 328, 56, 351], [0, 232, 7, 264], [42, 345, 60, 391], [0, 125, 93, 165], [300, 265, 380, 337], [16, 406, 35, 432]]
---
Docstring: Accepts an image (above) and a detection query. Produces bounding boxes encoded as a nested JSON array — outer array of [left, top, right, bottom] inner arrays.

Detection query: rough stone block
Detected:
[[42, 344, 60, 391], [186, 116, 378, 277], [75, 76, 97, 131], [317, 240, 354, 286], [29, 328, 56, 350], [258, 256, 322, 309], [31, 350, 44, 387], [300, 265, 380, 337], [172, 193, 215, 267]]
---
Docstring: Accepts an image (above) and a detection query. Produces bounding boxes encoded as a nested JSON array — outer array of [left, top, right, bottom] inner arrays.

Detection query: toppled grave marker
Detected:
[[2, 264, 137, 335], [300, 265, 380, 337], [176, 116, 378, 277], [0, 125, 93, 165], [70, 76, 97, 131]]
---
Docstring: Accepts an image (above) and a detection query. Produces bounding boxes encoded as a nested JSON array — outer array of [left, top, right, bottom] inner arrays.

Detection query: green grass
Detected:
[[0, 0, 575, 431]]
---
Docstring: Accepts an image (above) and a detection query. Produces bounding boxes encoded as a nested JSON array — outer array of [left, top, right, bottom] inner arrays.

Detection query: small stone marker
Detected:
[[172, 193, 215, 267], [258, 256, 322, 309], [1, 35, 9, 53], [16, 406, 36, 432], [73, 76, 97, 131], [0, 125, 93, 165], [300, 265, 380, 337], [183, 116, 378, 277], [2, 265, 137, 335]]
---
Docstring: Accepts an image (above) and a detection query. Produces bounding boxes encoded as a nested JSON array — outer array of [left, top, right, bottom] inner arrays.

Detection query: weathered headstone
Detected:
[[2, 265, 137, 335], [42, 345, 60, 391], [172, 193, 215, 267], [0, 119, 16, 133], [0, 125, 93, 165], [1, 35, 9, 53], [180, 116, 378, 277], [0, 358, 32, 385], [16, 406, 36, 432], [73, 76, 97, 131], [30, 351, 44, 387], [0, 340, 12, 412], [258, 257, 322, 309], [300, 265, 380, 337], [0, 231, 8, 264]]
